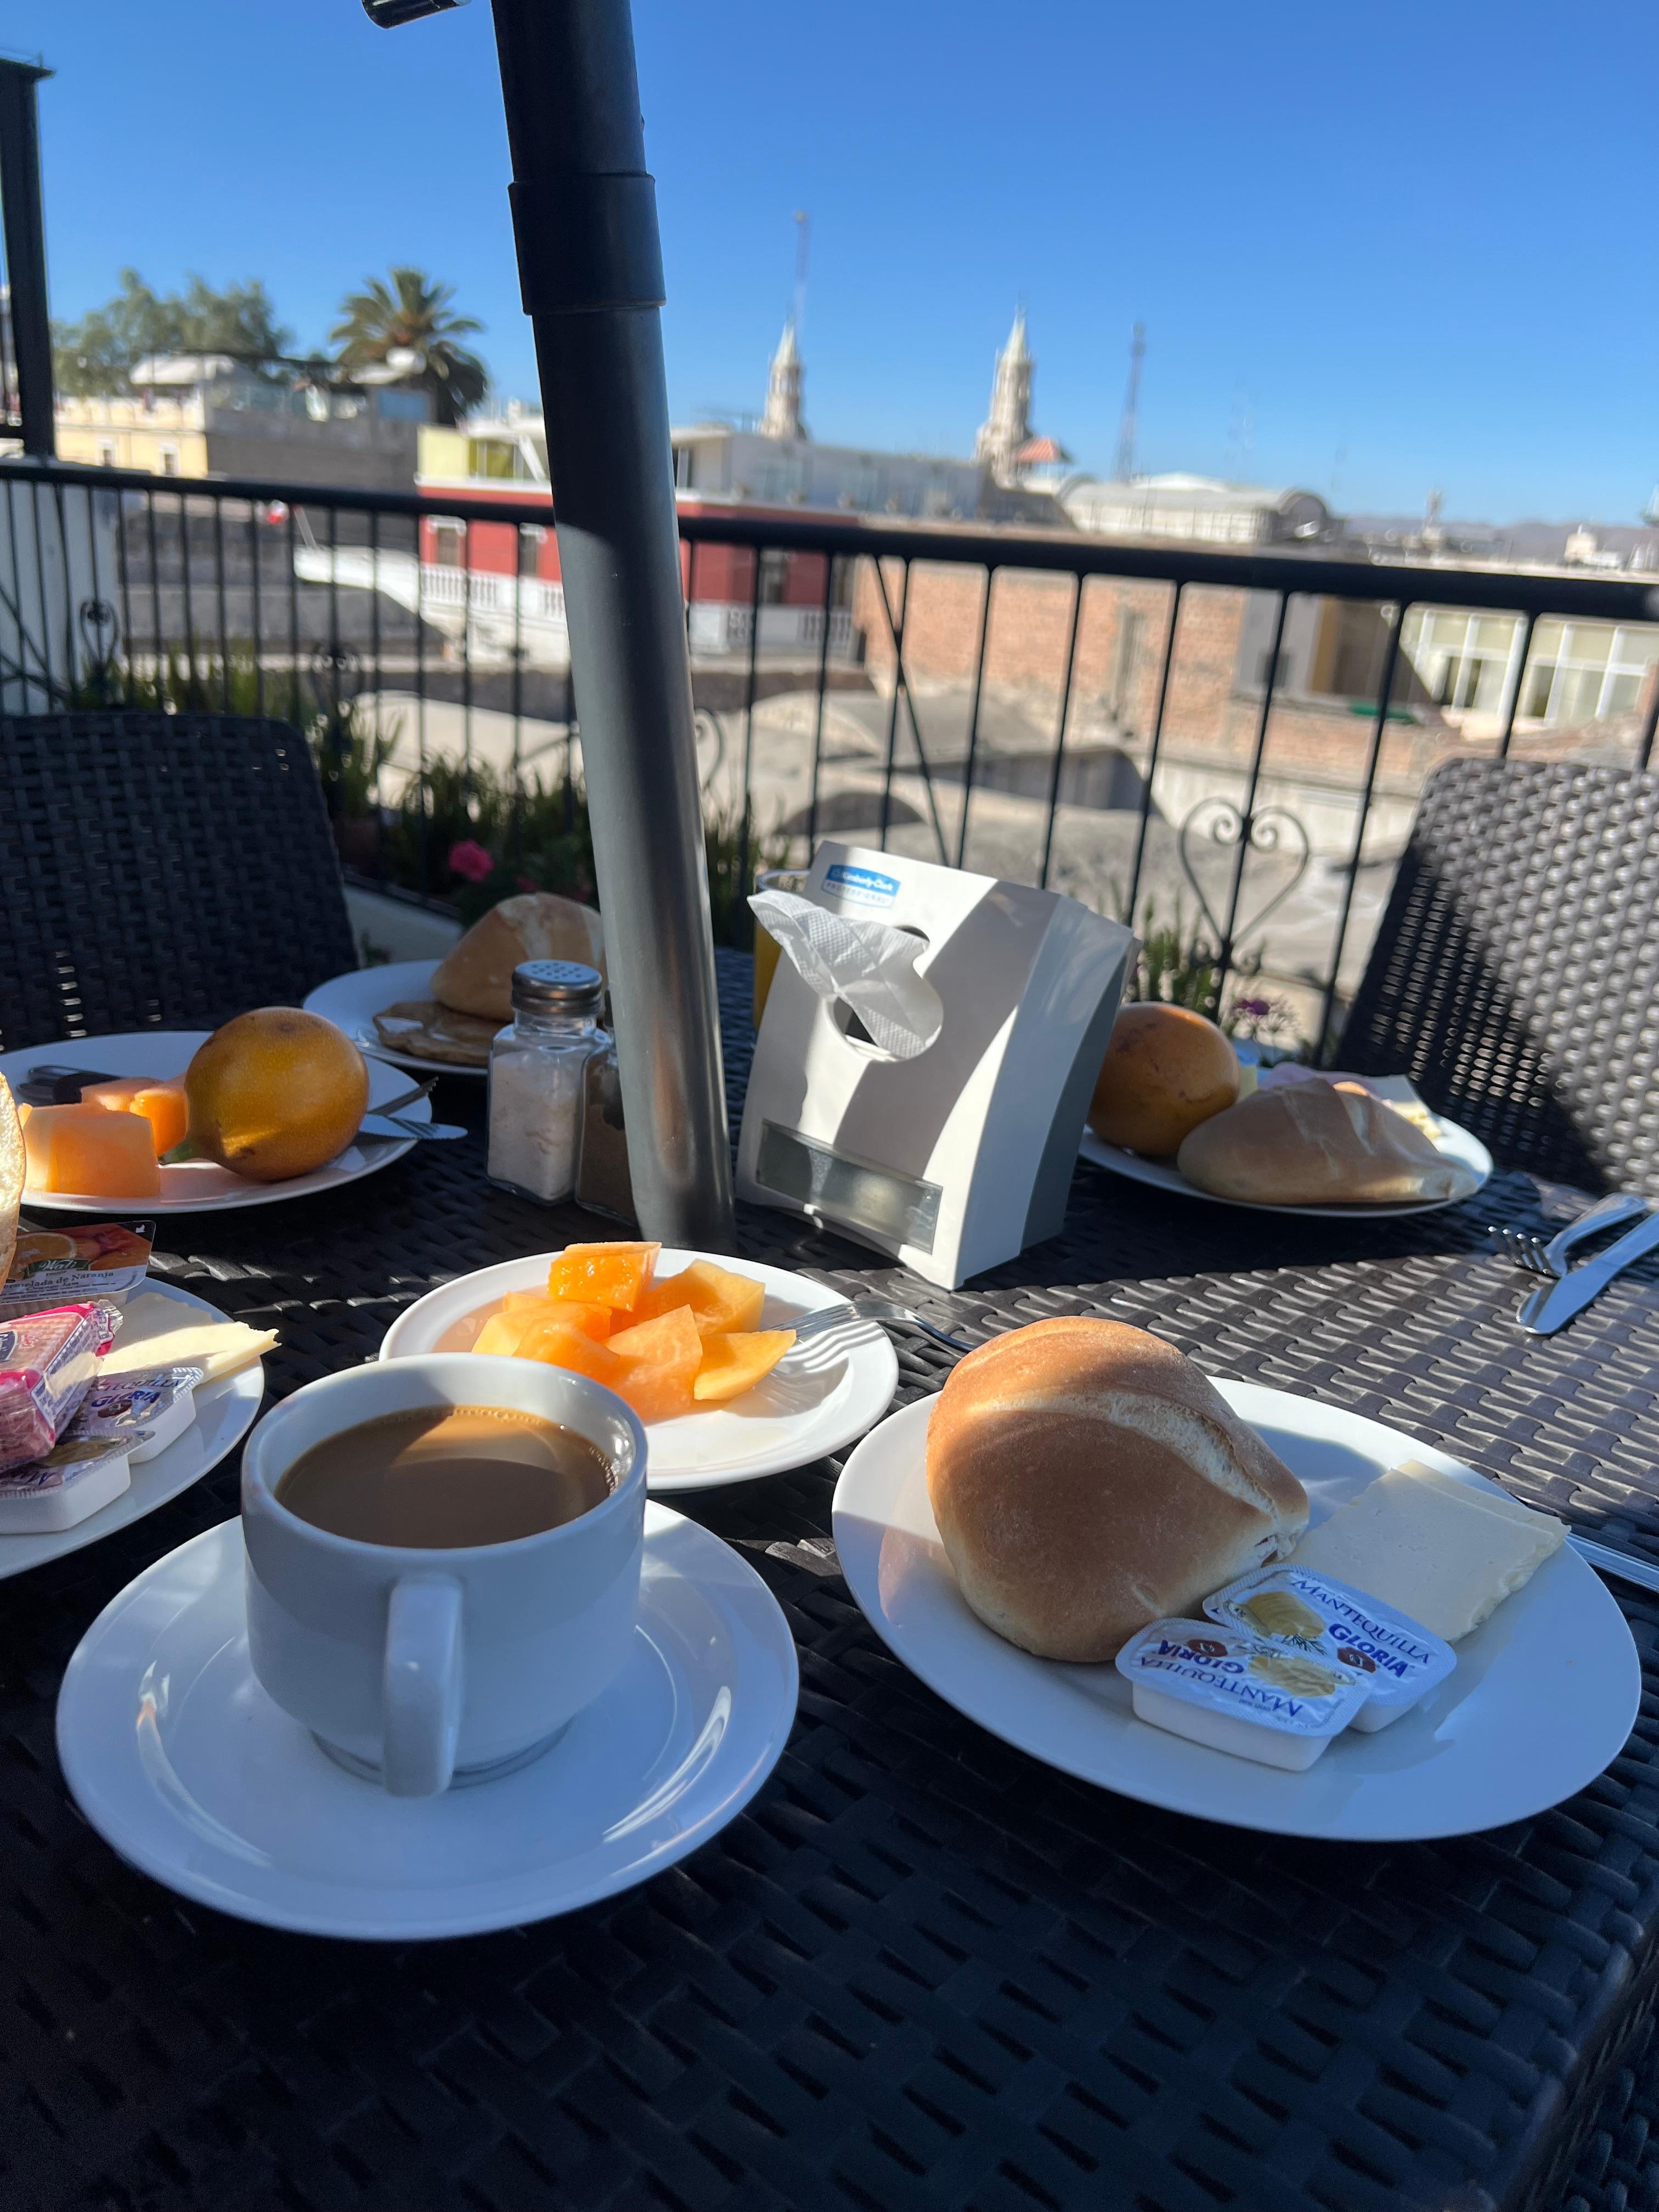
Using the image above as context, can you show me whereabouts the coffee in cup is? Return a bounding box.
[276,1407,613,1548]
[241,1355,647,1797]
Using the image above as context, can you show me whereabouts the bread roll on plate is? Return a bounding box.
[1176,1079,1477,1206]
[926,1317,1308,1661]
[432,892,606,1022]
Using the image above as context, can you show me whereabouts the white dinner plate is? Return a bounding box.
[0,1034,430,1213]
[1077,1113,1493,1219]
[832,1383,1640,1841]
[381,1247,899,1492]
[56,1507,798,1939]
[304,959,489,1077]
[1,1280,264,1579]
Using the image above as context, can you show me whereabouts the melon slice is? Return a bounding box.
[515,1316,626,1389]
[607,1305,703,1423]
[495,1292,612,1340]
[693,1329,797,1403]
[679,1259,767,1335]
[80,1076,189,1156]
[22,1103,162,1198]
[547,1241,661,1314]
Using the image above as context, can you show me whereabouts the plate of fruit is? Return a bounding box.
[380,1240,901,1491]
[1,1012,431,1214]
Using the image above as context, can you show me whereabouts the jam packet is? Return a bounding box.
[76,1365,204,1464]
[0,1301,123,1474]
[1,1223,154,1320]
[0,1430,131,1533]
[1115,1617,1377,1770]
[1204,1563,1455,1734]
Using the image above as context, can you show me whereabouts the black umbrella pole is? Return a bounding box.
[488,0,735,1250]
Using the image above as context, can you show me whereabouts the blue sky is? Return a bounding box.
[12,0,1656,521]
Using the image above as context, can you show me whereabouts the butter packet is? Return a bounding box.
[1115,1617,1376,1770]
[1,1223,154,1319]
[1204,1564,1455,1734]
[75,1365,204,1464]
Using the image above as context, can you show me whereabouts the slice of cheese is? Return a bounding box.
[98,1291,276,1385]
[1393,1457,1563,1534]
[1290,1463,1565,1641]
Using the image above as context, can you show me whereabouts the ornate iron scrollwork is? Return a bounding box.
[1177,797,1311,953]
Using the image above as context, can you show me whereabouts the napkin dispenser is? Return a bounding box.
[736,843,1135,1288]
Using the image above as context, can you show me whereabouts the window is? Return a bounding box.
[758,550,789,606]
[518,525,545,580]
[158,444,179,477]
[432,521,465,568]
[97,441,116,467]
[673,444,693,488]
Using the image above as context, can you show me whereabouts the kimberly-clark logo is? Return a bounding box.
[825,864,900,908]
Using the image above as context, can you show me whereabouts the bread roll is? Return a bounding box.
[432,893,606,1021]
[926,1317,1308,1661]
[0,1076,20,1290]
[1088,1003,1239,1156]
[1176,1079,1476,1206]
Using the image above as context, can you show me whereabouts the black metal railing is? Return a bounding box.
[4,455,1658,1056]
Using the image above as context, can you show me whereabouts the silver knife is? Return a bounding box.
[1520,1208,1659,1333]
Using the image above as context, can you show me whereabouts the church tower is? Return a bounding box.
[760,318,805,441]
[974,307,1033,483]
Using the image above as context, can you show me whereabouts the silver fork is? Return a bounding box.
[789,1297,974,1354]
[1489,1190,1649,1277]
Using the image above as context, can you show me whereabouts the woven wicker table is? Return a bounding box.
[7,952,1659,2212]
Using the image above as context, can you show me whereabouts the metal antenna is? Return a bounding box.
[1113,320,1144,483]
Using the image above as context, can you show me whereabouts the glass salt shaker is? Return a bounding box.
[487,961,603,1204]
[575,1030,637,1223]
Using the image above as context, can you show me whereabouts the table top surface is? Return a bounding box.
[7,951,1659,2212]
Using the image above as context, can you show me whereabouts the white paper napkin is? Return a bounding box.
[749,890,944,1060]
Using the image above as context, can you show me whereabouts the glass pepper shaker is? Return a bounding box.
[575,1029,637,1223]
[487,960,603,1205]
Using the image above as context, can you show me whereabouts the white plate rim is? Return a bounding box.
[379,1246,900,1492]
[1077,1113,1493,1218]
[1,1033,427,1213]
[304,959,489,1077]
[55,1505,799,1939]
[1,1279,264,1579]
[832,1383,1640,1842]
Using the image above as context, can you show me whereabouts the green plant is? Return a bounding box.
[1115,889,1304,1051]
[330,268,488,427]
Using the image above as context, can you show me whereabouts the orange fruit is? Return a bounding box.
[185,1009,369,1183]
[1087,1003,1239,1156]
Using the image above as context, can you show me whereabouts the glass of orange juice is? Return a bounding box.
[752,867,808,1029]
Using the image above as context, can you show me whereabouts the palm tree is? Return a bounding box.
[330,268,488,427]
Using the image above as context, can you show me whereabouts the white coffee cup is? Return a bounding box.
[241,1353,647,1797]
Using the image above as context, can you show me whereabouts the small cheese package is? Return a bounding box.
[1204,1563,1455,1734]
[75,1365,204,1464]
[1115,1617,1378,1770]
[0,1301,122,1474]
[0,1430,131,1533]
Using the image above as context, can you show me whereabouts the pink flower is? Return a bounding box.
[448,839,495,884]
[516,874,538,892]
[1235,996,1272,1019]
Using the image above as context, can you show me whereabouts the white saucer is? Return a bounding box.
[0,1035,430,1212]
[381,1248,899,1492]
[57,1507,798,1938]
[304,960,489,1077]
[1,1280,265,1580]
[833,1384,1640,1842]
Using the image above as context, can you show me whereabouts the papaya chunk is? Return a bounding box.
[607,1305,703,1423]
[547,1241,661,1314]
[693,1329,797,1403]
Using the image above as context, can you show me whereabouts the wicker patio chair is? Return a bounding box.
[0,710,359,1053]
[1338,755,1659,1195]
